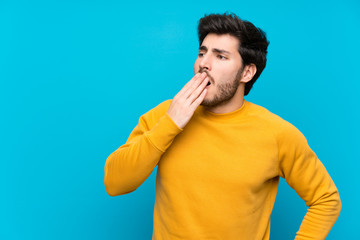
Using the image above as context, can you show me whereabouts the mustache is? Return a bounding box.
[198,69,214,83]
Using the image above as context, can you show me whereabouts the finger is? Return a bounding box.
[181,72,207,99]
[186,76,209,105]
[190,87,208,111]
[176,72,206,99]
[175,73,201,98]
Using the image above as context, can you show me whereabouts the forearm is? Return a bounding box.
[104,133,164,196]
[295,189,342,239]
[104,112,182,196]
[277,122,342,239]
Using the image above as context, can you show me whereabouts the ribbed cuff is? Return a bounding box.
[144,112,183,152]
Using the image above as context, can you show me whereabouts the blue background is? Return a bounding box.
[1,0,359,239]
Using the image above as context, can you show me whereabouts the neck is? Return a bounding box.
[204,83,245,114]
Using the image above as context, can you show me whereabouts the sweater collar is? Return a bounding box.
[198,99,249,121]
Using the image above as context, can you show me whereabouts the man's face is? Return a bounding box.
[194,33,244,107]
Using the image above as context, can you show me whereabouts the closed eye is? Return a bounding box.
[217,55,227,60]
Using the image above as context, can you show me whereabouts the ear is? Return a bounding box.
[240,64,257,83]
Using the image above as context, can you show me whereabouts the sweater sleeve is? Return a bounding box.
[104,100,183,196]
[277,123,341,240]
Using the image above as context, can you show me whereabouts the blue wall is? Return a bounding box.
[1,0,359,239]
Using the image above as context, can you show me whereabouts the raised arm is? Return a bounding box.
[104,101,182,196]
[104,72,210,196]
[277,123,341,239]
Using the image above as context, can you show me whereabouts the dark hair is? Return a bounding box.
[197,13,269,96]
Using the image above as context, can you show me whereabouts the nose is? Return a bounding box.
[199,55,211,72]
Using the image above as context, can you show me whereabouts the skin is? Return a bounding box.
[167,33,257,129]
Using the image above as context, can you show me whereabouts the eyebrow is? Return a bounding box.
[199,45,231,55]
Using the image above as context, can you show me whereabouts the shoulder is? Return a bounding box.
[245,101,288,126]
[246,100,306,141]
[139,99,173,127]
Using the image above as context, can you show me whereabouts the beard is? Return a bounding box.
[200,67,244,108]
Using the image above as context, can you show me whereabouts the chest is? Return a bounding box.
[158,118,279,191]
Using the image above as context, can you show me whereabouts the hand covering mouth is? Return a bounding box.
[199,69,213,86]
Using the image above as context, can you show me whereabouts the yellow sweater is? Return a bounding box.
[104,99,341,240]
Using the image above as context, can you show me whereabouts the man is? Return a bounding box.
[104,13,341,239]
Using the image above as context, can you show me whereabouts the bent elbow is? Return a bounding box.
[322,190,342,219]
[334,192,342,217]
[104,172,137,197]
[103,154,139,196]
[104,177,119,197]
